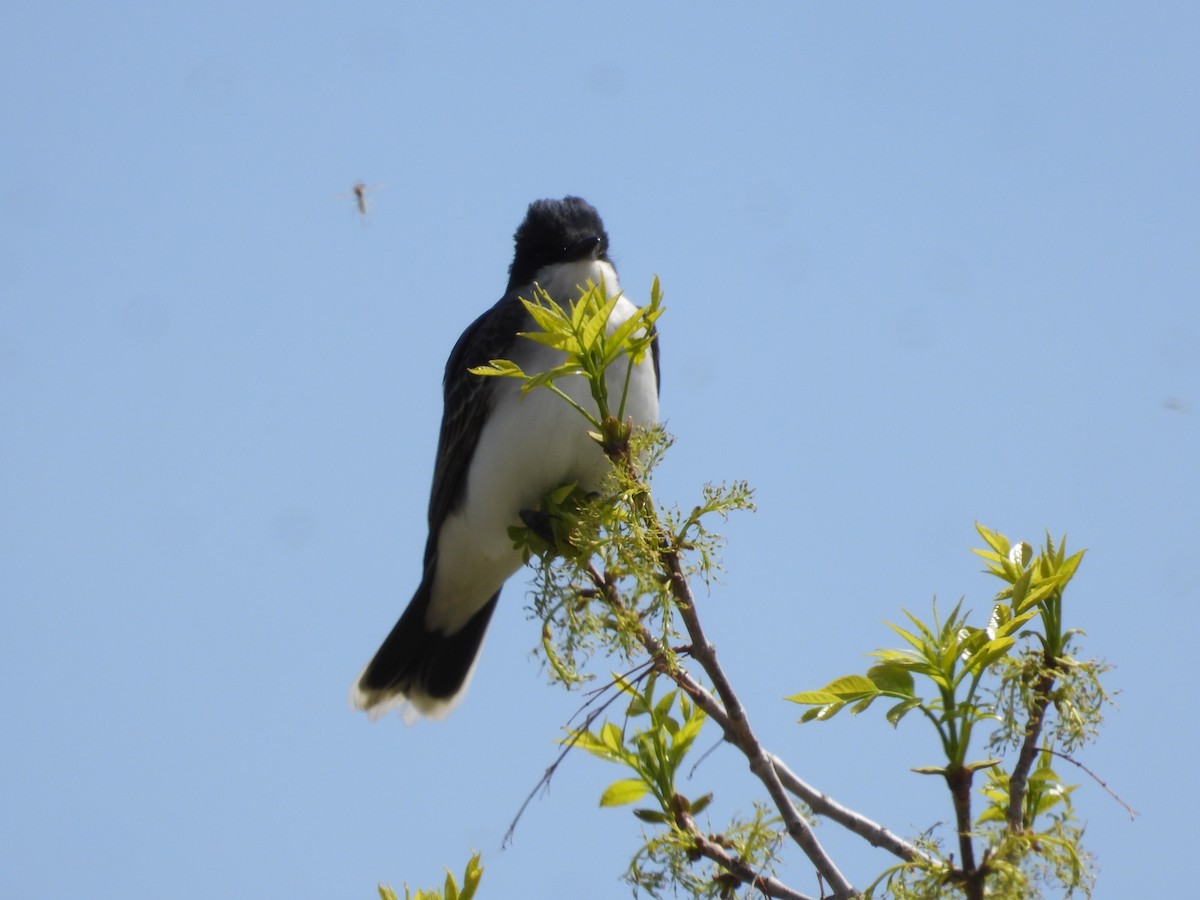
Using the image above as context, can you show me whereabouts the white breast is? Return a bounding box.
[426,260,658,632]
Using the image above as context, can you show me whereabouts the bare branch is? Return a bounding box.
[1044,747,1138,820]
[1007,666,1058,831]
[767,755,934,866]
[503,665,652,847]
[661,547,858,899]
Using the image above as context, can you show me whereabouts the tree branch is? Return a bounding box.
[766,755,934,867]
[583,427,931,896]
[945,766,983,900]
[587,545,858,899]
[1006,664,1058,831]
[663,550,858,898]
[676,804,818,900]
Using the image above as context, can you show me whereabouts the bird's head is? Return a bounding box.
[507,196,611,292]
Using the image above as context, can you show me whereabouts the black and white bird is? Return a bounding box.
[351,197,660,722]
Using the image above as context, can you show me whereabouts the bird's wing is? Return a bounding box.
[650,327,661,396]
[423,291,528,566]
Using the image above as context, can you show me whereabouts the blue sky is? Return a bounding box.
[3,3,1196,897]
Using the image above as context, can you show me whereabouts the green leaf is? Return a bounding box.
[870,648,921,665]
[468,359,526,378]
[964,758,1002,773]
[849,695,878,715]
[689,792,714,815]
[611,671,641,698]
[633,807,669,824]
[885,698,922,726]
[679,696,698,724]
[600,722,625,754]
[887,620,931,654]
[521,294,568,332]
[989,604,1038,639]
[670,712,705,762]
[1009,568,1034,611]
[1028,765,1063,785]
[977,805,1007,824]
[569,287,591,329]
[600,778,649,807]
[975,522,1010,558]
[580,292,621,351]
[1022,578,1061,611]
[911,765,948,776]
[653,689,679,722]
[1057,548,1087,585]
[802,700,848,721]
[604,304,658,367]
[786,674,879,706]
[545,481,577,506]
[523,363,585,392]
[517,329,577,352]
[457,854,482,900]
[867,663,916,697]
[968,636,1015,670]
[625,691,650,717]
[971,547,1008,567]
[564,728,612,757]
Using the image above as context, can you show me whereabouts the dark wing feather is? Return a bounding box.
[423,291,529,567]
[650,328,661,395]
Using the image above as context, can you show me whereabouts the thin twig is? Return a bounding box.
[564,658,658,732]
[503,664,653,847]
[1043,748,1138,820]
[687,736,725,780]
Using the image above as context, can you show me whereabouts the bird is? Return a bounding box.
[351,196,661,723]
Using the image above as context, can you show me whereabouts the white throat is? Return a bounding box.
[533,258,621,303]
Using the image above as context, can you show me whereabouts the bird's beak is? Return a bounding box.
[566,235,602,261]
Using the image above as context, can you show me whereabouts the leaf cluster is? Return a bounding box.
[377,853,482,900]
[975,528,1111,756]
[570,672,709,817]
[789,524,1107,898]
[470,276,663,432]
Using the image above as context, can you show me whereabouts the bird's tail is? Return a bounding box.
[351,569,500,723]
